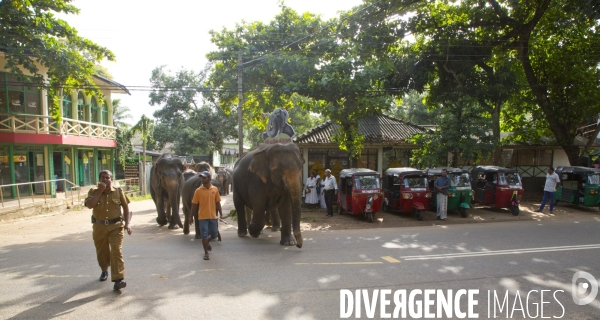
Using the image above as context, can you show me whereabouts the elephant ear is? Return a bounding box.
[248,150,269,184]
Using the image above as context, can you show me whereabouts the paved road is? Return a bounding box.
[0,199,599,319]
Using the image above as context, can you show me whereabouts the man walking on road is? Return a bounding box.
[534,167,561,213]
[435,168,451,220]
[190,171,223,260]
[321,169,338,217]
[85,170,131,290]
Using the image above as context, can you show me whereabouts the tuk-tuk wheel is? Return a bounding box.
[366,212,374,223]
[510,205,519,216]
[459,207,468,218]
[415,210,424,221]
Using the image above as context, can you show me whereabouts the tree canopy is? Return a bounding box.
[0,0,115,120]
[149,66,237,156]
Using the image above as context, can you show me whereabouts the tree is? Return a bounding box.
[363,0,600,166]
[94,64,113,79]
[112,99,132,128]
[112,99,134,166]
[207,5,396,164]
[131,115,154,195]
[410,98,495,168]
[0,0,115,120]
[149,66,237,155]
[385,90,442,125]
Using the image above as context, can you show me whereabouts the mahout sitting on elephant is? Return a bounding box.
[232,143,303,247]
[150,153,184,229]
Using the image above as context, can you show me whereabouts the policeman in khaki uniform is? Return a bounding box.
[85,170,131,290]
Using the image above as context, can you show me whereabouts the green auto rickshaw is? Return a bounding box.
[426,167,473,218]
[555,166,600,208]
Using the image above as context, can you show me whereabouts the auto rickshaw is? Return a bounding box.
[555,166,600,208]
[337,168,382,223]
[425,167,472,218]
[382,168,431,221]
[471,166,524,215]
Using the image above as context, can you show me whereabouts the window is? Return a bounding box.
[91,96,99,123]
[354,175,380,189]
[0,73,41,115]
[62,92,72,118]
[402,176,427,188]
[77,92,86,121]
[452,173,471,188]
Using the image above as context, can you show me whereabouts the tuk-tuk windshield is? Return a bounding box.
[354,175,380,189]
[402,176,428,189]
[451,173,471,189]
[588,173,600,185]
[498,172,522,187]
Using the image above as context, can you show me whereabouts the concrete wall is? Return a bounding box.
[553,148,571,167]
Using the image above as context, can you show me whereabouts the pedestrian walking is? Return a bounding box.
[85,170,131,290]
[435,169,450,220]
[321,169,338,217]
[534,167,561,213]
[190,171,223,260]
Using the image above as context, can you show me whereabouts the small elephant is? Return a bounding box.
[217,168,232,195]
[150,153,184,229]
[233,143,303,247]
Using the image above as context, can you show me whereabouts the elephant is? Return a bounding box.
[182,171,222,237]
[183,169,196,182]
[216,168,232,195]
[226,168,233,192]
[195,161,215,176]
[233,143,303,247]
[150,153,184,229]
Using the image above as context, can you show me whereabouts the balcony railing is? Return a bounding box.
[0,113,116,140]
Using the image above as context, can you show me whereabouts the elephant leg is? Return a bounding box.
[194,218,201,239]
[248,205,266,238]
[233,196,248,237]
[278,198,296,246]
[168,196,183,230]
[156,193,168,226]
[270,208,281,232]
[183,205,190,235]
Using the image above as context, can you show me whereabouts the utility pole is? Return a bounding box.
[237,51,244,157]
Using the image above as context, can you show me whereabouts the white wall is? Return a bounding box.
[553,148,571,167]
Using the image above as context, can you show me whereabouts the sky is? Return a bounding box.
[62,0,365,125]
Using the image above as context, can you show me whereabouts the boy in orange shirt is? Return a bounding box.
[190,171,223,260]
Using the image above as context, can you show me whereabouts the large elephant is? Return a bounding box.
[182,172,222,237]
[216,168,232,195]
[150,153,184,229]
[233,143,303,247]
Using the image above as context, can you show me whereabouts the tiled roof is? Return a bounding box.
[294,114,427,144]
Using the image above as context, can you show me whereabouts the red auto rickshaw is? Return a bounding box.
[337,168,382,223]
[382,168,431,221]
[471,166,524,215]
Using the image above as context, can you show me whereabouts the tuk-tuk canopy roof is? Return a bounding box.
[555,166,600,175]
[385,167,425,176]
[424,167,469,175]
[339,168,379,178]
[471,165,519,175]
